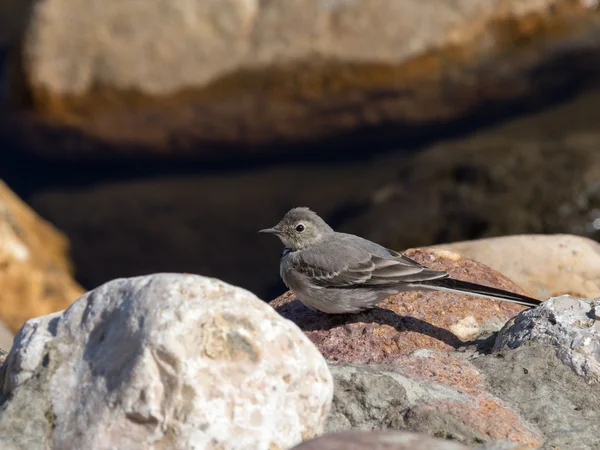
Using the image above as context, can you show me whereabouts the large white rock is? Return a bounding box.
[0,274,333,450]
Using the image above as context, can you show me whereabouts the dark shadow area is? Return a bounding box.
[468,332,500,355]
[274,300,464,350]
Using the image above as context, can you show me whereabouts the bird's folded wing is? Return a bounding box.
[294,248,448,288]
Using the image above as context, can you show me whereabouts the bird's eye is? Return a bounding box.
[295,223,305,232]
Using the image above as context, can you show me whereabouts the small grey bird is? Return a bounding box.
[260,207,541,314]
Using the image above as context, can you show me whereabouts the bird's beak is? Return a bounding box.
[259,227,282,235]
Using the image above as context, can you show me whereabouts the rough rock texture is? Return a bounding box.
[474,342,600,450]
[4,0,600,157]
[0,180,84,333]
[272,248,533,363]
[325,356,541,447]
[494,295,600,383]
[0,274,333,450]
[435,234,600,299]
[291,430,527,450]
[317,295,600,449]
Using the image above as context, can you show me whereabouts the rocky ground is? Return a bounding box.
[2,0,600,158]
[1,180,600,449]
[1,259,599,449]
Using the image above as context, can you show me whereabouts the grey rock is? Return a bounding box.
[494,296,600,383]
[474,443,530,450]
[291,430,528,450]
[321,296,600,449]
[473,343,600,450]
[326,362,465,434]
[291,430,473,450]
[326,359,541,447]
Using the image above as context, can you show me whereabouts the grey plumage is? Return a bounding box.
[260,207,542,314]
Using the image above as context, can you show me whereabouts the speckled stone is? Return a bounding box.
[326,352,542,447]
[494,295,600,383]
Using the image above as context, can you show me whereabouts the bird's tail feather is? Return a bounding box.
[415,278,542,308]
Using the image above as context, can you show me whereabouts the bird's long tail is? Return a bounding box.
[415,277,542,308]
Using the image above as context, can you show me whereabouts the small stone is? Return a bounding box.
[450,315,481,341]
[325,355,542,447]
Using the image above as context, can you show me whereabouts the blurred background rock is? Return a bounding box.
[1,0,600,316]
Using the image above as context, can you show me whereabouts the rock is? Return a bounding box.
[0,0,29,47]
[0,274,333,450]
[337,107,600,256]
[272,247,534,363]
[315,296,600,449]
[324,355,542,447]
[474,337,600,449]
[3,0,600,158]
[290,430,525,450]
[17,88,600,302]
[476,444,531,450]
[434,234,600,299]
[0,180,84,333]
[0,321,13,351]
[493,295,600,383]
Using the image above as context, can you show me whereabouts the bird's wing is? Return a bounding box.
[290,242,448,288]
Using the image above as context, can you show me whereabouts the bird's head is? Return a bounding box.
[259,207,334,250]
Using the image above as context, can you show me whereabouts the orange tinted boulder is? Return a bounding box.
[0,181,84,333]
[292,431,474,450]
